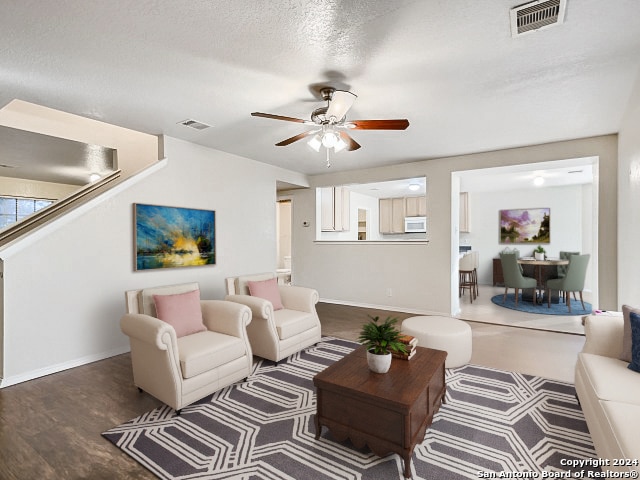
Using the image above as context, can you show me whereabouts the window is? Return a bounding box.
[0,196,54,229]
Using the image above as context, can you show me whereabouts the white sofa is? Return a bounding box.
[575,314,640,473]
[225,273,321,363]
[121,282,253,413]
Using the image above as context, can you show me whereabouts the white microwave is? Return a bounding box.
[405,216,427,233]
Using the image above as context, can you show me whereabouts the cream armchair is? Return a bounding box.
[225,273,321,363]
[121,282,252,414]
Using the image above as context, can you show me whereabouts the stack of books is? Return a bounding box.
[393,334,418,360]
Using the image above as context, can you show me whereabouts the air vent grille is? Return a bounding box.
[178,119,211,130]
[510,0,566,37]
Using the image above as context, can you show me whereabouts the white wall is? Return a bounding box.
[290,135,618,315]
[0,136,307,386]
[618,72,640,307]
[463,184,592,289]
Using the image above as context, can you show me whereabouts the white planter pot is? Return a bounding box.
[367,351,392,373]
[535,252,544,260]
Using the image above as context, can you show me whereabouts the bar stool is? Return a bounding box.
[459,253,476,303]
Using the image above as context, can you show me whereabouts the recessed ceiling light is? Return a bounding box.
[534,176,544,186]
[409,183,420,191]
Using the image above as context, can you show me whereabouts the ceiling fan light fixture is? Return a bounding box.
[534,176,545,186]
[333,137,347,153]
[321,131,339,148]
[308,134,322,152]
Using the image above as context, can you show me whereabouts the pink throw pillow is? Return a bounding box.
[153,289,206,338]
[248,278,284,310]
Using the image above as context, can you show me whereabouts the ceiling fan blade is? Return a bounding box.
[275,130,316,146]
[347,119,410,130]
[339,131,361,151]
[251,112,309,124]
[326,90,357,122]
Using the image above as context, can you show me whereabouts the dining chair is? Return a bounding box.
[558,251,580,278]
[500,252,537,307]
[546,254,590,312]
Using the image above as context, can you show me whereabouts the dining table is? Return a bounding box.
[517,257,569,304]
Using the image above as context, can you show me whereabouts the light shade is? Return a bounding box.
[333,136,347,153]
[321,131,339,148]
[308,134,322,152]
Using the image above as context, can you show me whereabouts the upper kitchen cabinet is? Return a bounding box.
[459,192,470,233]
[405,195,427,217]
[379,197,406,234]
[320,186,350,231]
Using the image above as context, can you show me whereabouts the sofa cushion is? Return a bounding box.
[176,331,246,379]
[600,400,640,465]
[273,309,317,340]
[578,353,640,405]
[248,277,284,310]
[621,305,640,362]
[629,311,640,373]
[154,289,206,338]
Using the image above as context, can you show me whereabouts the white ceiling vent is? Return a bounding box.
[510,0,566,37]
[177,119,211,130]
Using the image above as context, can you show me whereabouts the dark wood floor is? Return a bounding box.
[0,302,404,480]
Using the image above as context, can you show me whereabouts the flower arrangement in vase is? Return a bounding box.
[357,315,408,373]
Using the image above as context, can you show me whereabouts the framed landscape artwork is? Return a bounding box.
[499,208,550,244]
[135,203,215,270]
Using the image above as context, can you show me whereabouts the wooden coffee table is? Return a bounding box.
[313,345,447,478]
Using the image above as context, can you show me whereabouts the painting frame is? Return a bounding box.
[499,207,550,244]
[134,203,216,271]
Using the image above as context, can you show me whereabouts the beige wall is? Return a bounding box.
[618,72,640,306]
[0,176,78,199]
[291,135,618,314]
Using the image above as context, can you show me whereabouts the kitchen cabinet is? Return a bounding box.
[379,197,406,234]
[405,195,427,217]
[320,186,350,231]
[459,192,470,233]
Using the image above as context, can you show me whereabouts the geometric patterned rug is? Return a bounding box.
[103,337,599,479]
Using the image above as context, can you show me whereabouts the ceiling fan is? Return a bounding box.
[251,87,409,167]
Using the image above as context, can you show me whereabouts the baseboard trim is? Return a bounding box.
[0,345,131,388]
[319,298,446,317]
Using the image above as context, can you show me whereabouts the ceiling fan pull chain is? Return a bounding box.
[326,147,331,168]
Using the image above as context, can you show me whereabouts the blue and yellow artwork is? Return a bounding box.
[135,204,215,270]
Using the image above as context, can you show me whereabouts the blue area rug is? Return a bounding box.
[492,293,592,316]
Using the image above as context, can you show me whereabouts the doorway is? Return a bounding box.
[450,157,599,322]
[276,199,292,284]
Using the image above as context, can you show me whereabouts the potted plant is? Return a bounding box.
[358,315,408,373]
[534,245,546,261]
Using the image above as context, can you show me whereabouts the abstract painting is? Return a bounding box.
[135,204,215,270]
[499,208,550,244]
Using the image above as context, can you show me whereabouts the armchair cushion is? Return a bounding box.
[248,277,284,310]
[153,289,206,338]
[273,309,317,340]
[177,331,248,379]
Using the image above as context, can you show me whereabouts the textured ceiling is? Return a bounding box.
[1,0,640,178]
